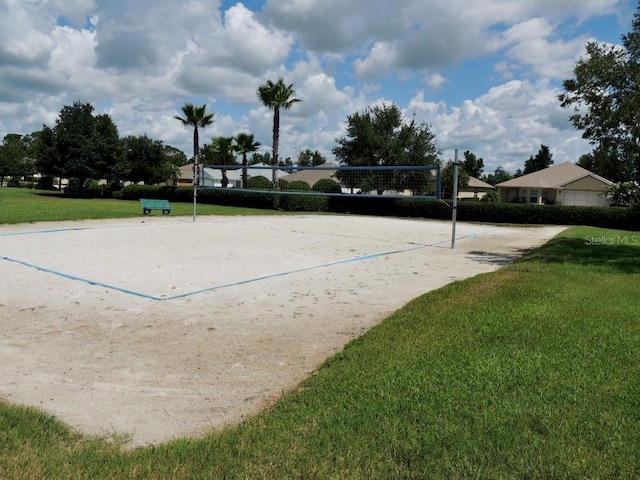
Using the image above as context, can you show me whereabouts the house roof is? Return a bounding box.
[495,162,613,189]
[281,162,340,185]
[175,163,194,180]
[467,176,495,189]
[247,162,290,179]
[202,167,244,181]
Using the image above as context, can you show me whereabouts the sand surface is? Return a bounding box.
[0,215,565,448]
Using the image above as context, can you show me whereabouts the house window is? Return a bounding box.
[541,190,548,204]
[473,189,479,199]
[529,189,538,204]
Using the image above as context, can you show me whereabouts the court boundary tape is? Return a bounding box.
[1,228,499,301]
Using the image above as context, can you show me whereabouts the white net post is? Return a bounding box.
[451,149,459,249]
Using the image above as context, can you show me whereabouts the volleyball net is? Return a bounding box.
[199,164,441,199]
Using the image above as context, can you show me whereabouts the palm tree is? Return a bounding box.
[210,136,235,188]
[174,104,215,221]
[234,133,261,188]
[257,78,301,188]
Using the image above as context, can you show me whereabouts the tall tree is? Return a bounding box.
[441,160,470,198]
[462,150,484,177]
[523,144,553,174]
[559,3,640,181]
[174,104,214,220]
[333,103,440,195]
[207,136,236,187]
[0,134,31,186]
[257,78,301,188]
[234,133,260,188]
[482,165,513,186]
[174,103,214,171]
[162,145,188,166]
[250,151,271,165]
[297,149,326,167]
[34,101,121,194]
[118,135,178,185]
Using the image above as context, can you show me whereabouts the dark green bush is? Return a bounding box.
[198,188,279,210]
[7,176,21,188]
[37,176,56,190]
[247,176,272,190]
[480,190,500,202]
[286,180,311,192]
[82,179,102,198]
[279,192,329,211]
[64,178,80,196]
[312,178,342,194]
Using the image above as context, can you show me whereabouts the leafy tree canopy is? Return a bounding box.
[297,149,326,167]
[441,160,470,198]
[482,165,514,186]
[0,133,35,185]
[35,101,121,191]
[462,150,484,177]
[523,144,553,175]
[250,152,271,165]
[118,135,179,185]
[332,103,440,194]
[559,3,640,181]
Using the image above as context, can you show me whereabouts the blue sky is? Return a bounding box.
[0,0,637,175]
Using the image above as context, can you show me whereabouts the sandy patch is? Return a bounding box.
[0,215,565,447]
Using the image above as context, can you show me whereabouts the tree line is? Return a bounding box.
[0,102,188,192]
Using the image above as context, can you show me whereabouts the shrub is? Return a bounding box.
[480,190,500,203]
[82,179,102,198]
[312,178,342,194]
[247,176,272,190]
[7,176,21,188]
[64,178,80,196]
[279,193,329,212]
[278,178,289,190]
[286,180,311,192]
[37,176,56,190]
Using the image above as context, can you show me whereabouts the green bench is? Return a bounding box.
[140,198,173,215]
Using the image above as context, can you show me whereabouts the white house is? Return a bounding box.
[496,162,613,207]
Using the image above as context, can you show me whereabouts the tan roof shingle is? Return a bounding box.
[496,162,612,189]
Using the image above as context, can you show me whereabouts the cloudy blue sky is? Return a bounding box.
[0,0,636,174]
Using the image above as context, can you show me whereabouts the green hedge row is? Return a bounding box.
[120,185,640,231]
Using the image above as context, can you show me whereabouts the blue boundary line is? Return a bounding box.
[0,256,163,301]
[0,227,92,237]
[1,226,501,301]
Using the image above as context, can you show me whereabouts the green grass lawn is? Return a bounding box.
[0,187,283,224]
[1,189,639,478]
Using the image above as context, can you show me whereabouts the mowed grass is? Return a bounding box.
[1,191,639,478]
[0,187,283,224]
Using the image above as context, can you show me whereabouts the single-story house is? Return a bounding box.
[167,163,196,187]
[459,176,495,200]
[167,162,289,188]
[202,166,244,188]
[496,162,613,207]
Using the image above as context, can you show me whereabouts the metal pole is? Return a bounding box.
[192,154,198,223]
[451,149,459,249]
